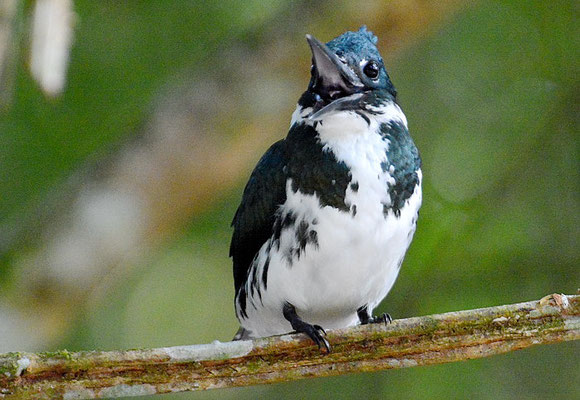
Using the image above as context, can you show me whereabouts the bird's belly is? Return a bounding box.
[253,184,421,332]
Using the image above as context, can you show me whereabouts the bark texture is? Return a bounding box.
[1,293,578,399]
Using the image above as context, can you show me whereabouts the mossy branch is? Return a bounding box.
[1,293,578,399]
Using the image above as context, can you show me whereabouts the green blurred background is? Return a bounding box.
[0,0,578,398]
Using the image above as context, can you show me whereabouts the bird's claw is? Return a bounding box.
[283,302,331,352]
[313,324,327,336]
[307,324,331,352]
[374,312,392,325]
[364,313,393,325]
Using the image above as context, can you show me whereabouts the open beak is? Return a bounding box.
[306,34,364,119]
[306,34,363,100]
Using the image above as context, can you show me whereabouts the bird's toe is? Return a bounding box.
[306,324,331,353]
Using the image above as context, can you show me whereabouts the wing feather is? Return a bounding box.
[230,140,288,293]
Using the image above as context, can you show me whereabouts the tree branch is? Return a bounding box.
[1,293,578,399]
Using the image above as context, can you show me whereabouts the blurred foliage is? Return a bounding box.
[1,0,579,399]
[0,0,286,243]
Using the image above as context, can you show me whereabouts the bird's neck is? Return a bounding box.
[289,99,408,145]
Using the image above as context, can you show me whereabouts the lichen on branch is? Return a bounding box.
[0,293,578,400]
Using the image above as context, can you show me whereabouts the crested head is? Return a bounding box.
[325,26,395,95]
[298,27,397,121]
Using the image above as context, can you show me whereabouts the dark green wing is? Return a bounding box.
[230,140,288,294]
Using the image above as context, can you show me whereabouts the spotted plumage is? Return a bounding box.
[230,27,422,351]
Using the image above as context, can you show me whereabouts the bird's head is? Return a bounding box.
[301,26,396,120]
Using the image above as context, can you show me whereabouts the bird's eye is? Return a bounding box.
[363,61,380,79]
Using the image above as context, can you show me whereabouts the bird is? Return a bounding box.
[230,26,421,352]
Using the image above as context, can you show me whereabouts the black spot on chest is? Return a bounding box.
[271,212,320,267]
[291,220,319,262]
[285,124,351,212]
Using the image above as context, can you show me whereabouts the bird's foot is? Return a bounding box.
[357,305,392,325]
[283,302,331,352]
[366,312,393,325]
[297,323,330,352]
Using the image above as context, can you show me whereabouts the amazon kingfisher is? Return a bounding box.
[230,26,422,351]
